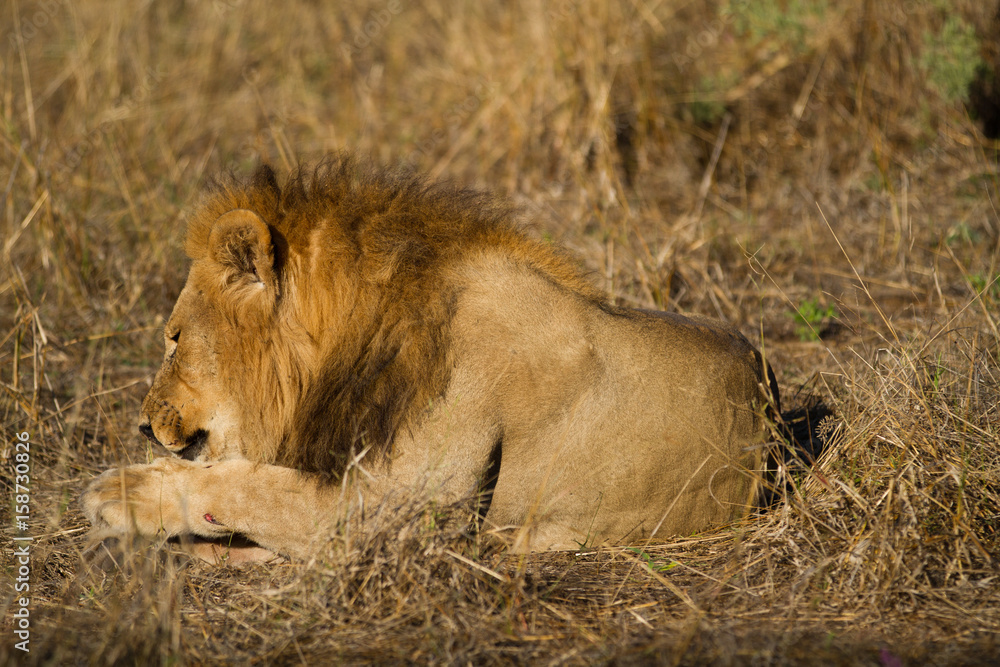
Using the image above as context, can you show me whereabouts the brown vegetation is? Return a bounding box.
[2,0,999,663]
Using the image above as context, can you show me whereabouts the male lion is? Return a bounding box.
[83,156,779,559]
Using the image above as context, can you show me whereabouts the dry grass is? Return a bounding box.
[2,0,1000,663]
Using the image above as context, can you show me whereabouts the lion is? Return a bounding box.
[83,155,779,560]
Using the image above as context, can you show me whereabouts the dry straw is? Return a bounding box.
[3,0,999,662]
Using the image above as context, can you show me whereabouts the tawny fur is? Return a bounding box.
[83,155,779,559]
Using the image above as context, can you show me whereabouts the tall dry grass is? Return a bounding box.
[2,0,999,663]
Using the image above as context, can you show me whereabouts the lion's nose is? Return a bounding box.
[139,422,160,446]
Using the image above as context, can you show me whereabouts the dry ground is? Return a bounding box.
[2,0,999,664]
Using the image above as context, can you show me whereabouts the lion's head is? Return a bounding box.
[139,205,289,461]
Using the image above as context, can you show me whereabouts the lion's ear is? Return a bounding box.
[209,209,279,292]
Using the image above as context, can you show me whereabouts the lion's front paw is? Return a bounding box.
[82,457,219,538]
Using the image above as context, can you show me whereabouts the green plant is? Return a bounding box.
[727,0,828,52]
[788,298,837,341]
[968,273,1000,304]
[627,547,679,573]
[688,75,731,126]
[687,73,740,126]
[920,15,983,104]
[946,221,980,246]
[689,97,727,126]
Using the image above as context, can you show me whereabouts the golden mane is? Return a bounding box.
[183,155,606,476]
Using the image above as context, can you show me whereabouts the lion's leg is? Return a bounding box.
[83,382,503,560]
[82,457,346,558]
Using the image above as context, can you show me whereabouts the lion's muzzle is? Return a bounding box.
[139,419,209,460]
[139,421,160,446]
